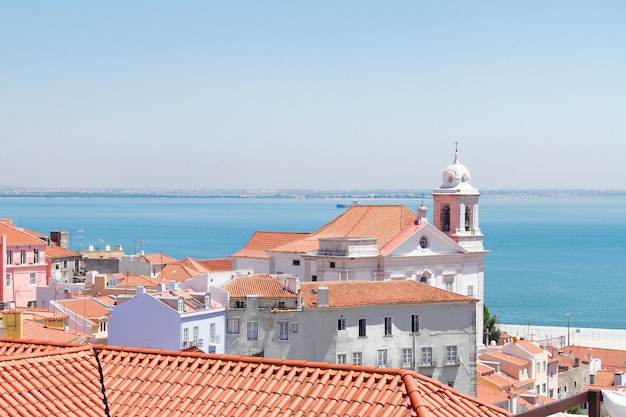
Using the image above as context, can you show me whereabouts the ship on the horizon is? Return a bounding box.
[336,200,361,208]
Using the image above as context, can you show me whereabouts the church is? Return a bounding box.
[230,149,488,345]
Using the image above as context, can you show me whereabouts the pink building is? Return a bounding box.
[0,219,48,307]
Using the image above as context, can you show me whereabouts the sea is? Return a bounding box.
[1,194,625,331]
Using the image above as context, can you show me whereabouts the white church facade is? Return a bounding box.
[231,149,488,345]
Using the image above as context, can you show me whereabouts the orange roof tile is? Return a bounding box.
[477,384,510,406]
[514,339,545,355]
[563,346,626,371]
[46,242,80,258]
[195,258,233,270]
[0,221,44,245]
[157,257,213,281]
[591,370,616,387]
[300,280,476,308]
[231,231,310,259]
[223,274,298,298]
[0,339,512,417]
[480,350,530,367]
[272,205,417,254]
[54,297,109,322]
[141,253,178,264]
[110,273,169,288]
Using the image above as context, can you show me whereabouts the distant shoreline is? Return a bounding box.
[498,324,626,350]
[2,188,626,199]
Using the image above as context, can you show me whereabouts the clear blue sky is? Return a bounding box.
[1,1,624,190]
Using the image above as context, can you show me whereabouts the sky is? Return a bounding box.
[1,1,624,191]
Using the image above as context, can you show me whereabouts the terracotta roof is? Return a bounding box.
[151,288,220,312]
[477,383,511,406]
[54,297,110,322]
[271,205,417,254]
[141,253,178,264]
[513,339,545,355]
[0,339,512,417]
[0,221,44,245]
[300,280,476,308]
[46,242,80,258]
[222,274,298,298]
[110,273,169,288]
[591,370,616,387]
[563,345,626,371]
[231,231,310,259]
[157,257,212,281]
[480,351,530,367]
[195,258,232,271]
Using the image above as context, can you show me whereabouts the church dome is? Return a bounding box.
[440,149,472,189]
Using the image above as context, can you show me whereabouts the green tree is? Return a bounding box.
[484,305,501,345]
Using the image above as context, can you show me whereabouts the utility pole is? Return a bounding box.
[566,313,572,346]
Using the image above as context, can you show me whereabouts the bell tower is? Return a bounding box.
[432,145,483,251]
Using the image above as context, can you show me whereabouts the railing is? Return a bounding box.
[514,390,602,417]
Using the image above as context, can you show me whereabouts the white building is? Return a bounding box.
[231,149,488,346]
[108,281,226,353]
[223,274,478,395]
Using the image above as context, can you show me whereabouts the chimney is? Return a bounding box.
[157,283,166,292]
[317,286,329,307]
[615,372,626,386]
[136,286,146,295]
[168,280,179,291]
[417,206,429,225]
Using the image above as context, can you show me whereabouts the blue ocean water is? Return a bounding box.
[1,195,624,330]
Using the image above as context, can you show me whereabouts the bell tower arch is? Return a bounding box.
[432,145,483,251]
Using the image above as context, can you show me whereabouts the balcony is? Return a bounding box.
[514,390,603,417]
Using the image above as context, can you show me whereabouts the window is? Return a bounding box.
[536,362,540,374]
[227,318,240,334]
[419,236,428,249]
[210,323,216,344]
[291,322,298,333]
[63,260,68,268]
[33,248,39,264]
[445,345,458,366]
[377,349,388,367]
[5,273,10,287]
[402,348,413,368]
[20,249,26,264]
[543,361,546,372]
[337,318,346,331]
[235,301,246,309]
[411,314,420,333]
[177,298,184,312]
[193,326,199,346]
[421,347,433,366]
[6,250,12,265]
[277,301,285,308]
[358,318,366,337]
[467,285,474,297]
[384,316,392,336]
[445,280,453,292]
[29,272,36,286]
[337,354,347,364]
[279,322,289,341]
[183,328,189,347]
[441,206,450,231]
[542,383,546,393]
[55,262,60,270]
[464,206,471,231]
[292,259,300,266]
[330,262,336,268]
[311,275,317,281]
[247,321,259,340]
[99,320,107,333]
[352,352,362,366]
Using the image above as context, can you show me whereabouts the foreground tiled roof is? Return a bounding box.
[271,205,417,254]
[300,280,476,307]
[230,231,310,259]
[0,339,511,417]
[223,274,298,299]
